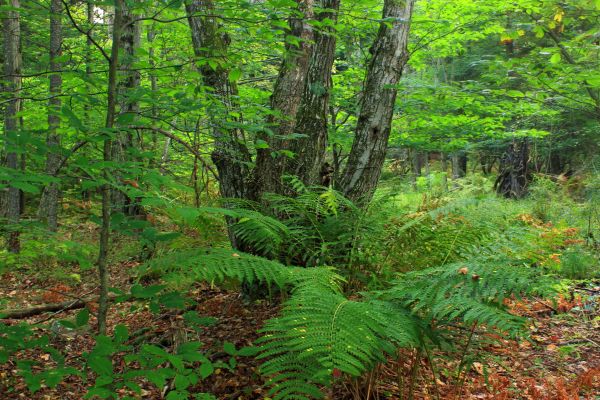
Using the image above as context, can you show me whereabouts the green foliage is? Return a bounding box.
[257,289,420,399]
[142,247,343,293]
[557,245,599,280]
[0,323,75,394]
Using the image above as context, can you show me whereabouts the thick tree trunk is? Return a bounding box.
[253,0,314,195]
[112,3,142,216]
[186,0,251,204]
[494,139,529,199]
[339,0,415,203]
[38,0,63,231]
[3,0,22,253]
[289,0,340,187]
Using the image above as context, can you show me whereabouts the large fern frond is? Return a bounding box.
[142,248,343,293]
[257,289,421,399]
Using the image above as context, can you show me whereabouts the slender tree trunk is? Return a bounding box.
[97,0,123,335]
[3,0,22,253]
[340,0,415,203]
[451,152,466,179]
[423,152,430,188]
[253,0,314,195]
[290,0,340,186]
[38,0,63,231]
[440,152,448,191]
[147,23,159,166]
[410,149,421,189]
[159,137,171,175]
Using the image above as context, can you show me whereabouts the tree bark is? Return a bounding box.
[339,0,415,203]
[112,3,142,216]
[185,0,251,203]
[38,0,63,232]
[451,152,466,179]
[440,152,448,191]
[3,0,22,253]
[289,0,340,187]
[253,0,315,195]
[96,0,123,335]
[410,149,421,189]
[494,139,529,199]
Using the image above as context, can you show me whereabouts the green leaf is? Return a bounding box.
[223,342,236,356]
[229,68,242,82]
[550,53,561,64]
[76,309,90,327]
[114,324,129,343]
[199,362,214,379]
[88,356,113,376]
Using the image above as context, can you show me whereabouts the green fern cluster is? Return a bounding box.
[216,183,379,269]
[144,244,553,399]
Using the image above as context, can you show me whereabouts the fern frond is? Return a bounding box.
[142,248,343,293]
[257,289,421,399]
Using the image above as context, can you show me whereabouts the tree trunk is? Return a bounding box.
[440,152,448,191]
[451,152,466,179]
[3,0,22,253]
[410,149,421,189]
[339,0,415,203]
[38,0,62,232]
[185,0,251,205]
[253,0,314,195]
[97,0,123,335]
[289,0,340,187]
[494,139,529,199]
[112,3,142,216]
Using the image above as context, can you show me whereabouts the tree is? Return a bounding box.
[339,0,416,203]
[2,0,22,252]
[185,0,416,211]
[38,0,63,231]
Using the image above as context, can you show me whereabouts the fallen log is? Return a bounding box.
[0,294,118,319]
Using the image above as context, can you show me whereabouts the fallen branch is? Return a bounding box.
[0,293,118,320]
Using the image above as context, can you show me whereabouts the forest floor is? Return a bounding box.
[0,258,599,400]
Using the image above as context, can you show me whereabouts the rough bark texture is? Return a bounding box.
[3,0,22,252]
[112,3,142,216]
[339,0,415,203]
[38,0,63,231]
[289,0,339,186]
[186,0,251,202]
[494,139,529,199]
[253,0,315,195]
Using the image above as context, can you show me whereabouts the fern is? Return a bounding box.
[257,289,421,399]
[381,254,554,338]
[142,248,343,293]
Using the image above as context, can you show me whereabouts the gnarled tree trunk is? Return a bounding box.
[494,139,529,199]
[339,0,415,203]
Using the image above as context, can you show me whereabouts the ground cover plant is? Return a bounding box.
[1,0,599,398]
